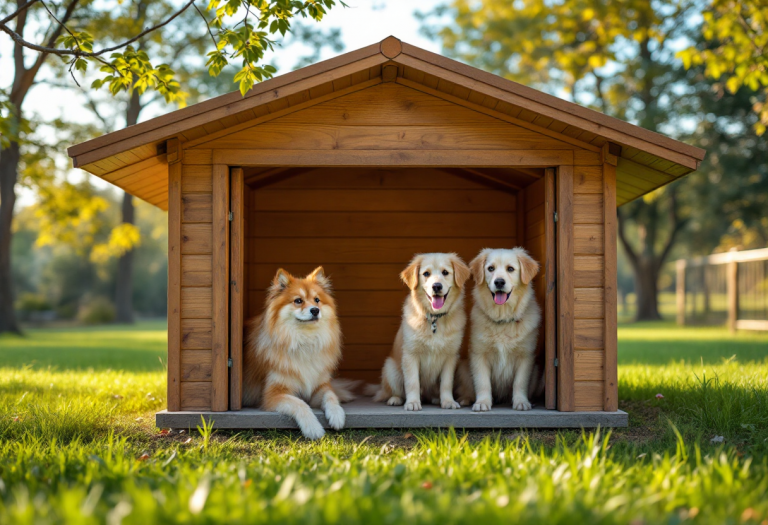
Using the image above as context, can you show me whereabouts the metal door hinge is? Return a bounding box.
[554,358,559,367]
[554,212,558,223]
[228,358,233,368]
[228,212,233,221]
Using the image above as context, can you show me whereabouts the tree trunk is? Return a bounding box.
[634,258,661,321]
[0,141,22,334]
[114,89,142,323]
[114,192,135,323]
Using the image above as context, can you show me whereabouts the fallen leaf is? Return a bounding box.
[159,429,171,436]
[12,416,19,422]
[179,429,186,434]
[137,453,150,461]
[404,433,414,439]
[421,481,433,489]
[242,479,252,488]
[183,437,193,444]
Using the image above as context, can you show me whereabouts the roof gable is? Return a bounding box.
[67,36,705,209]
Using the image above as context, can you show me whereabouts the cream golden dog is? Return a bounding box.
[371,253,470,411]
[242,267,352,439]
[461,248,542,412]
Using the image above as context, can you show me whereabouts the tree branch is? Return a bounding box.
[0,0,39,25]
[0,0,197,59]
[656,187,687,272]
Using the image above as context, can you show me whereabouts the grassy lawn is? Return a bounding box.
[1,321,767,523]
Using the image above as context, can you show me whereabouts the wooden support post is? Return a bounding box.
[544,168,557,410]
[603,162,618,412]
[211,164,230,411]
[166,146,182,412]
[556,165,574,412]
[676,259,686,326]
[516,191,525,247]
[727,260,738,333]
[229,168,244,411]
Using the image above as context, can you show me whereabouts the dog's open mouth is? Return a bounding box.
[427,292,448,310]
[492,291,511,305]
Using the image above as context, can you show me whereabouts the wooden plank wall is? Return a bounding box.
[523,177,547,399]
[178,152,214,410]
[573,160,607,411]
[245,168,519,384]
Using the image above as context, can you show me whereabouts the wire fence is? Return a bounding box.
[676,247,768,331]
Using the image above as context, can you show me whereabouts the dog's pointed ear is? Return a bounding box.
[517,250,540,285]
[307,266,332,292]
[451,254,471,289]
[469,249,490,285]
[272,268,292,290]
[400,255,422,290]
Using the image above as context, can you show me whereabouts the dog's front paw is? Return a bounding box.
[472,400,492,412]
[325,404,345,430]
[441,398,461,410]
[404,399,422,411]
[386,396,403,406]
[512,396,532,411]
[300,418,326,440]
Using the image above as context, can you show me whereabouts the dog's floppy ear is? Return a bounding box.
[400,255,422,290]
[451,254,471,289]
[469,249,490,285]
[517,250,540,285]
[307,266,332,292]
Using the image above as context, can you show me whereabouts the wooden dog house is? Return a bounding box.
[68,37,704,429]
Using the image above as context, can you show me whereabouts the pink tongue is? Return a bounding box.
[494,292,508,305]
[431,295,445,310]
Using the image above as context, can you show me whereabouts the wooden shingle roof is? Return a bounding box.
[68,36,705,209]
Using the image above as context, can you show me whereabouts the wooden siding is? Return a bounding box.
[246,168,518,383]
[179,159,213,411]
[573,163,607,411]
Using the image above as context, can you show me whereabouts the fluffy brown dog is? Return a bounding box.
[460,248,543,412]
[371,253,470,411]
[242,267,351,439]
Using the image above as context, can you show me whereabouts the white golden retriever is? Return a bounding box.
[462,247,542,412]
[371,253,470,411]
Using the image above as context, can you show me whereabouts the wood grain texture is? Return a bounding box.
[182,165,213,192]
[181,255,212,287]
[181,287,212,319]
[556,165,575,412]
[574,288,605,319]
[575,350,604,381]
[181,350,212,381]
[251,212,517,237]
[181,224,212,254]
[574,381,604,411]
[181,318,212,350]
[574,256,605,287]
[261,167,489,190]
[180,382,212,411]
[603,162,619,412]
[181,194,213,222]
[573,194,604,224]
[250,263,409,291]
[167,161,182,412]
[575,319,604,349]
[230,167,245,411]
[574,225,604,255]
[211,165,230,412]
[573,166,603,193]
[544,168,557,410]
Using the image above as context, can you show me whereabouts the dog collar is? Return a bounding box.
[426,312,447,334]
[482,309,520,325]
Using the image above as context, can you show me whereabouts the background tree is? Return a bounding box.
[419,0,701,320]
[0,0,342,334]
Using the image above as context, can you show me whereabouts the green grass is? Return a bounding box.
[1,321,767,523]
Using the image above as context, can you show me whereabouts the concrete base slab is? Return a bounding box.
[157,399,627,429]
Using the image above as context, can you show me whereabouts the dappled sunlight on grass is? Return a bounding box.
[1,321,767,522]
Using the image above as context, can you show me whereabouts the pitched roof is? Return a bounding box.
[68,36,705,209]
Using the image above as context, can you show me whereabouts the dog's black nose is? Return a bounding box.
[310,307,320,317]
[494,278,506,289]
[432,282,443,293]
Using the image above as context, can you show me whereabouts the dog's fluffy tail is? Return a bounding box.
[331,378,361,403]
